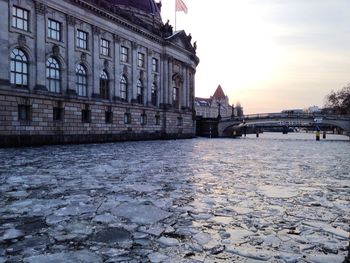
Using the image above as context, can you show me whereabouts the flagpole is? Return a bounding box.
[175,0,177,31]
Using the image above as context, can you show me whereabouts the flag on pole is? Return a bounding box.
[176,0,188,13]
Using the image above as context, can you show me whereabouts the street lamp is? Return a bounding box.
[231,104,235,118]
[217,102,221,120]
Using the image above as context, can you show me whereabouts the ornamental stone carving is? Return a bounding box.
[66,15,76,26]
[104,59,109,68]
[123,65,128,75]
[34,1,47,15]
[113,34,120,43]
[92,25,100,35]
[81,53,87,62]
[18,34,26,48]
[132,42,138,50]
[52,45,60,56]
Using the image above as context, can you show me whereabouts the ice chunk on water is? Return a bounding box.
[112,203,171,224]
[93,214,116,224]
[259,185,299,198]
[226,228,255,245]
[65,222,93,236]
[230,206,253,215]
[127,184,162,193]
[91,227,131,244]
[210,216,232,225]
[158,236,179,247]
[303,221,349,239]
[24,250,102,263]
[307,254,345,263]
[148,252,168,263]
[263,235,281,248]
[276,253,303,263]
[139,225,165,237]
[226,246,273,261]
[1,228,24,241]
[193,232,212,245]
[55,203,95,217]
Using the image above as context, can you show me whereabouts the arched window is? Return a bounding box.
[10,48,28,87]
[46,57,61,93]
[120,75,127,101]
[76,64,87,96]
[151,82,157,106]
[100,70,109,99]
[137,79,143,104]
[172,79,179,108]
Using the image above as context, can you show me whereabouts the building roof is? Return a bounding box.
[194,97,211,107]
[112,0,161,16]
[77,0,163,33]
[212,85,226,99]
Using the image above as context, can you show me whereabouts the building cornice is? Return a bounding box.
[68,0,164,44]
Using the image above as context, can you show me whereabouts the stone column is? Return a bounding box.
[182,65,188,108]
[147,50,153,105]
[34,2,47,91]
[113,34,120,98]
[92,26,100,96]
[161,54,168,106]
[131,42,138,103]
[66,15,76,95]
[0,0,9,86]
[191,69,196,110]
[168,57,173,106]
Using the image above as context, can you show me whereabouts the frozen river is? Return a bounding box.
[0,133,349,262]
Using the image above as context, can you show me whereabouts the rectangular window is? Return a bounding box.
[53,107,64,121]
[155,115,160,125]
[141,114,147,125]
[18,105,31,121]
[124,113,131,124]
[121,46,129,63]
[173,87,179,108]
[177,117,183,126]
[137,52,145,68]
[152,58,158,72]
[81,104,91,123]
[105,107,113,123]
[48,19,61,41]
[77,30,88,49]
[12,6,29,31]
[100,38,110,56]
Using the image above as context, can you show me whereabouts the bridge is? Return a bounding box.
[216,113,350,137]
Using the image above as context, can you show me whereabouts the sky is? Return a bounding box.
[159,0,350,114]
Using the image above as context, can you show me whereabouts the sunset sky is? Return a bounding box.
[160,0,350,114]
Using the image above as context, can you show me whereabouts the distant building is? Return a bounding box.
[195,85,233,118]
[307,106,321,114]
[0,0,199,147]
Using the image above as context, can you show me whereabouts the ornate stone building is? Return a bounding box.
[195,85,233,118]
[0,0,199,146]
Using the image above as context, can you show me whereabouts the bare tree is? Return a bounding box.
[324,84,350,115]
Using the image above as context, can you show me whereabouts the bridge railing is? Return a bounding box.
[221,113,350,122]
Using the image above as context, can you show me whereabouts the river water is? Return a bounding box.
[0,133,349,262]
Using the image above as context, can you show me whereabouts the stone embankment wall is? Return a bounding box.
[0,92,194,147]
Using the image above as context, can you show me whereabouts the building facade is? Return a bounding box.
[195,85,233,118]
[0,0,199,147]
